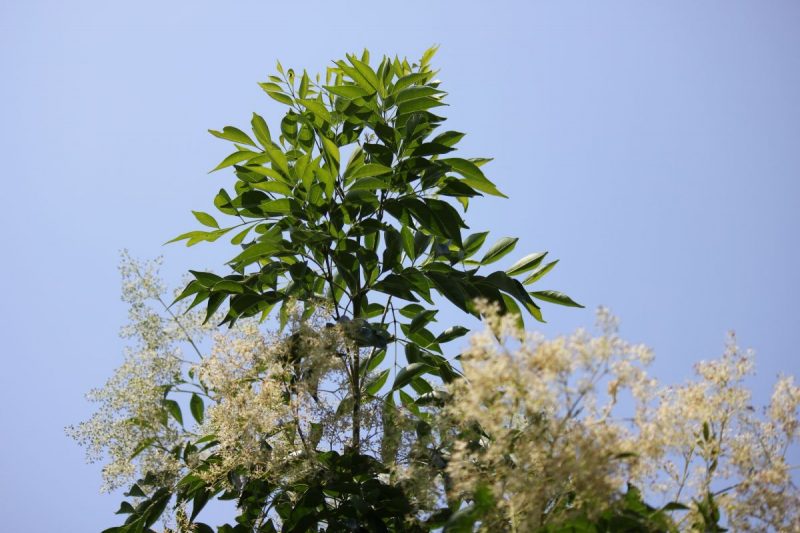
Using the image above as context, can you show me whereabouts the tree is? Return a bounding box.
[81,47,580,532]
[70,47,799,532]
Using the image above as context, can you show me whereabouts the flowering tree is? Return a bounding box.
[70,48,799,532]
[72,48,580,531]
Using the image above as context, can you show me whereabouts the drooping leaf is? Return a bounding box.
[530,290,584,308]
[190,394,204,424]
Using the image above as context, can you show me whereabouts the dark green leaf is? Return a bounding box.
[522,259,559,284]
[442,157,505,198]
[366,369,390,396]
[190,394,204,424]
[481,237,518,265]
[393,363,432,391]
[436,326,470,344]
[530,290,584,308]
[506,252,547,276]
[164,399,183,426]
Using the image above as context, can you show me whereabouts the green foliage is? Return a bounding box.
[106,47,583,532]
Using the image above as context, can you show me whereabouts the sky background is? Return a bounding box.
[1,1,798,530]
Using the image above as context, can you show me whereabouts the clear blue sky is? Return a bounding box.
[1,1,798,530]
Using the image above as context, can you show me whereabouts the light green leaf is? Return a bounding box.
[259,83,293,105]
[209,126,257,147]
[211,150,258,172]
[265,147,289,177]
[350,57,381,94]
[260,198,292,214]
[230,225,253,245]
[252,180,293,196]
[192,211,219,229]
[251,113,271,148]
[299,98,332,123]
[321,136,340,172]
[324,84,370,99]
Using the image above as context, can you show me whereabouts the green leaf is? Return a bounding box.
[408,309,437,334]
[251,113,271,148]
[190,394,204,424]
[211,150,258,172]
[393,362,432,391]
[324,84,370,99]
[212,280,244,294]
[401,226,416,261]
[366,369,390,396]
[165,230,210,246]
[130,438,155,459]
[299,98,332,123]
[260,198,292,214]
[530,290,583,308]
[397,95,446,116]
[481,237,518,265]
[209,126,257,147]
[394,86,444,104]
[164,399,183,426]
[349,163,392,180]
[506,252,547,276]
[321,136,340,173]
[426,271,469,313]
[442,158,506,198]
[230,225,253,245]
[265,147,289,177]
[192,211,219,229]
[436,326,470,344]
[350,176,388,191]
[373,274,418,302]
[462,231,489,259]
[522,259,559,284]
[259,83,293,105]
[229,240,281,268]
[350,57,382,94]
[501,293,525,332]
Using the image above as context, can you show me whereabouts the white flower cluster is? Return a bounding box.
[69,255,386,497]
[442,304,799,531]
[67,253,210,492]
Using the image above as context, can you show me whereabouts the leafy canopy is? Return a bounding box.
[171,46,579,391]
[106,47,583,532]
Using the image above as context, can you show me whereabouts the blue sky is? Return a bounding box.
[1,1,798,530]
